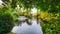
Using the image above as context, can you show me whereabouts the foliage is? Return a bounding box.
[17,0,60,13]
[40,11,60,34]
[0,7,15,34]
[2,0,60,13]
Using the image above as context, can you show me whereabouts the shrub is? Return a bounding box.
[0,7,15,34]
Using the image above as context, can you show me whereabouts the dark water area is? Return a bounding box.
[11,16,43,34]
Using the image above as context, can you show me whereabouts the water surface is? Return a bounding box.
[12,16,43,34]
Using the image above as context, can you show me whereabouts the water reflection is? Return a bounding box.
[11,16,43,34]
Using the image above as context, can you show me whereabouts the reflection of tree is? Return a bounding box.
[25,19,32,25]
[15,16,32,26]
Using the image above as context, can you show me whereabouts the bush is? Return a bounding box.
[40,12,60,34]
[0,7,15,34]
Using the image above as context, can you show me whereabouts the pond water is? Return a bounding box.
[11,16,43,34]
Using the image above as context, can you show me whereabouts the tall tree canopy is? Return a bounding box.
[18,0,60,13]
[2,0,60,13]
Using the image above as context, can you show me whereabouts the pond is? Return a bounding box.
[11,16,43,34]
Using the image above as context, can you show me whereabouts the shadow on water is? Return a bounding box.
[11,16,43,34]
